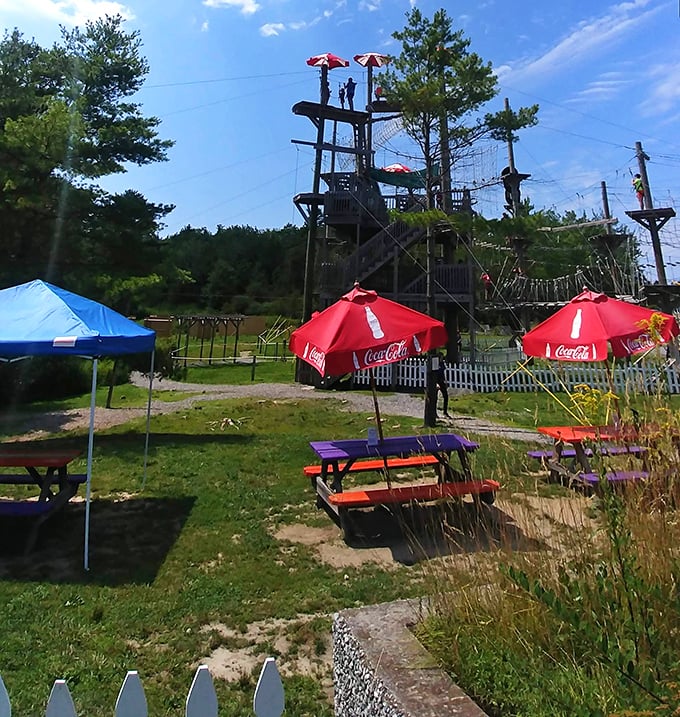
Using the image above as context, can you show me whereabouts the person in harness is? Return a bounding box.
[632,173,644,209]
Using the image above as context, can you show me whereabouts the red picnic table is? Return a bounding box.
[0,446,85,553]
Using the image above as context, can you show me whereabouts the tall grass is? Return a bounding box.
[417,390,680,716]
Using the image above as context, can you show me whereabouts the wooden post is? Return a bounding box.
[626,141,674,289]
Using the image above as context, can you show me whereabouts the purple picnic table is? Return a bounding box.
[308,433,486,538]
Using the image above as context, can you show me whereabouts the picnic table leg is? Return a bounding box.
[573,443,592,474]
[547,442,566,482]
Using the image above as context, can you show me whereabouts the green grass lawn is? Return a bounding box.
[0,390,545,716]
[1,369,676,715]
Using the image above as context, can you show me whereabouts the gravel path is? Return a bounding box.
[2,374,547,444]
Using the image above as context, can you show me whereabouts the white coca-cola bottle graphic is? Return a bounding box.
[365,306,384,339]
[413,335,422,353]
[570,309,582,339]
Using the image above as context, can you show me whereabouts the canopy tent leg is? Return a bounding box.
[84,358,97,571]
[142,350,155,490]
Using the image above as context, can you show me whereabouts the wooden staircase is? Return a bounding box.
[341,219,425,286]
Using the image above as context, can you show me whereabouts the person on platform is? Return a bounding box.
[320,77,330,105]
[345,77,356,111]
[338,83,346,109]
[632,173,644,210]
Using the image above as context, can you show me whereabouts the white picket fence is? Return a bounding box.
[354,357,680,394]
[0,659,284,717]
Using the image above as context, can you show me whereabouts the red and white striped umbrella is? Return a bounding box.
[306,52,349,69]
[382,163,412,173]
[353,52,390,68]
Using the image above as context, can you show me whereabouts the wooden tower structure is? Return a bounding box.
[291,88,474,366]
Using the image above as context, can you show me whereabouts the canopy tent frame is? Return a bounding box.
[0,280,156,570]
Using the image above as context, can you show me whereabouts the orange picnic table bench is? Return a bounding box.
[306,433,500,539]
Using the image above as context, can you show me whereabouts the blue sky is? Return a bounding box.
[2,0,680,280]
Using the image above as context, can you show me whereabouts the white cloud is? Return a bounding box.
[259,21,285,36]
[500,0,661,85]
[359,0,381,10]
[201,20,209,31]
[0,0,133,25]
[567,76,631,104]
[202,0,260,16]
[640,60,680,115]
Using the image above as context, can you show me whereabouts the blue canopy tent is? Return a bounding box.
[0,280,156,569]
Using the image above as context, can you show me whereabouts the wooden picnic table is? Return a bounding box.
[0,446,85,553]
[307,433,500,539]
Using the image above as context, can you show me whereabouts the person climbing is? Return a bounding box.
[632,173,644,209]
[345,77,356,111]
[338,83,346,109]
[480,271,493,300]
[433,350,450,418]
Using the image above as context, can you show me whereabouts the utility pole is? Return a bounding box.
[625,141,675,288]
[500,98,530,218]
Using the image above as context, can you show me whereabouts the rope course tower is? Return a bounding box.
[291,50,476,376]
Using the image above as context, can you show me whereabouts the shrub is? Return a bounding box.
[0,356,91,404]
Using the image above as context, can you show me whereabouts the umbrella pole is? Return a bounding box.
[605,359,622,426]
[369,370,392,489]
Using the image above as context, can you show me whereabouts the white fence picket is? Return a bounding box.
[45,681,76,717]
[353,357,680,395]
[253,658,284,717]
[186,665,217,717]
[1,661,280,717]
[115,671,147,717]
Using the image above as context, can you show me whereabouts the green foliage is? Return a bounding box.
[485,103,539,145]
[159,224,306,313]
[380,7,498,203]
[0,356,91,404]
[0,19,173,294]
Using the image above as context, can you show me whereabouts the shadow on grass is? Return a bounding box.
[0,495,196,585]
[341,502,544,566]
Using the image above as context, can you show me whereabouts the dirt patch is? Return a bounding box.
[201,615,333,698]
[497,493,596,550]
[274,523,397,569]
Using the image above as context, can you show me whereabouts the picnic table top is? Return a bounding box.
[309,433,479,462]
[0,446,81,468]
[536,425,646,443]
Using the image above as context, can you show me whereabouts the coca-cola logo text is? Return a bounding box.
[622,333,654,354]
[554,344,592,360]
[308,346,325,370]
[363,340,409,366]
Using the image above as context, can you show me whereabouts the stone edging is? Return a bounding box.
[333,598,488,716]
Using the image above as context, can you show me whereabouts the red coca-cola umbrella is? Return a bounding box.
[290,283,447,447]
[353,52,390,68]
[382,162,412,173]
[354,52,390,105]
[306,52,349,69]
[522,289,678,361]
